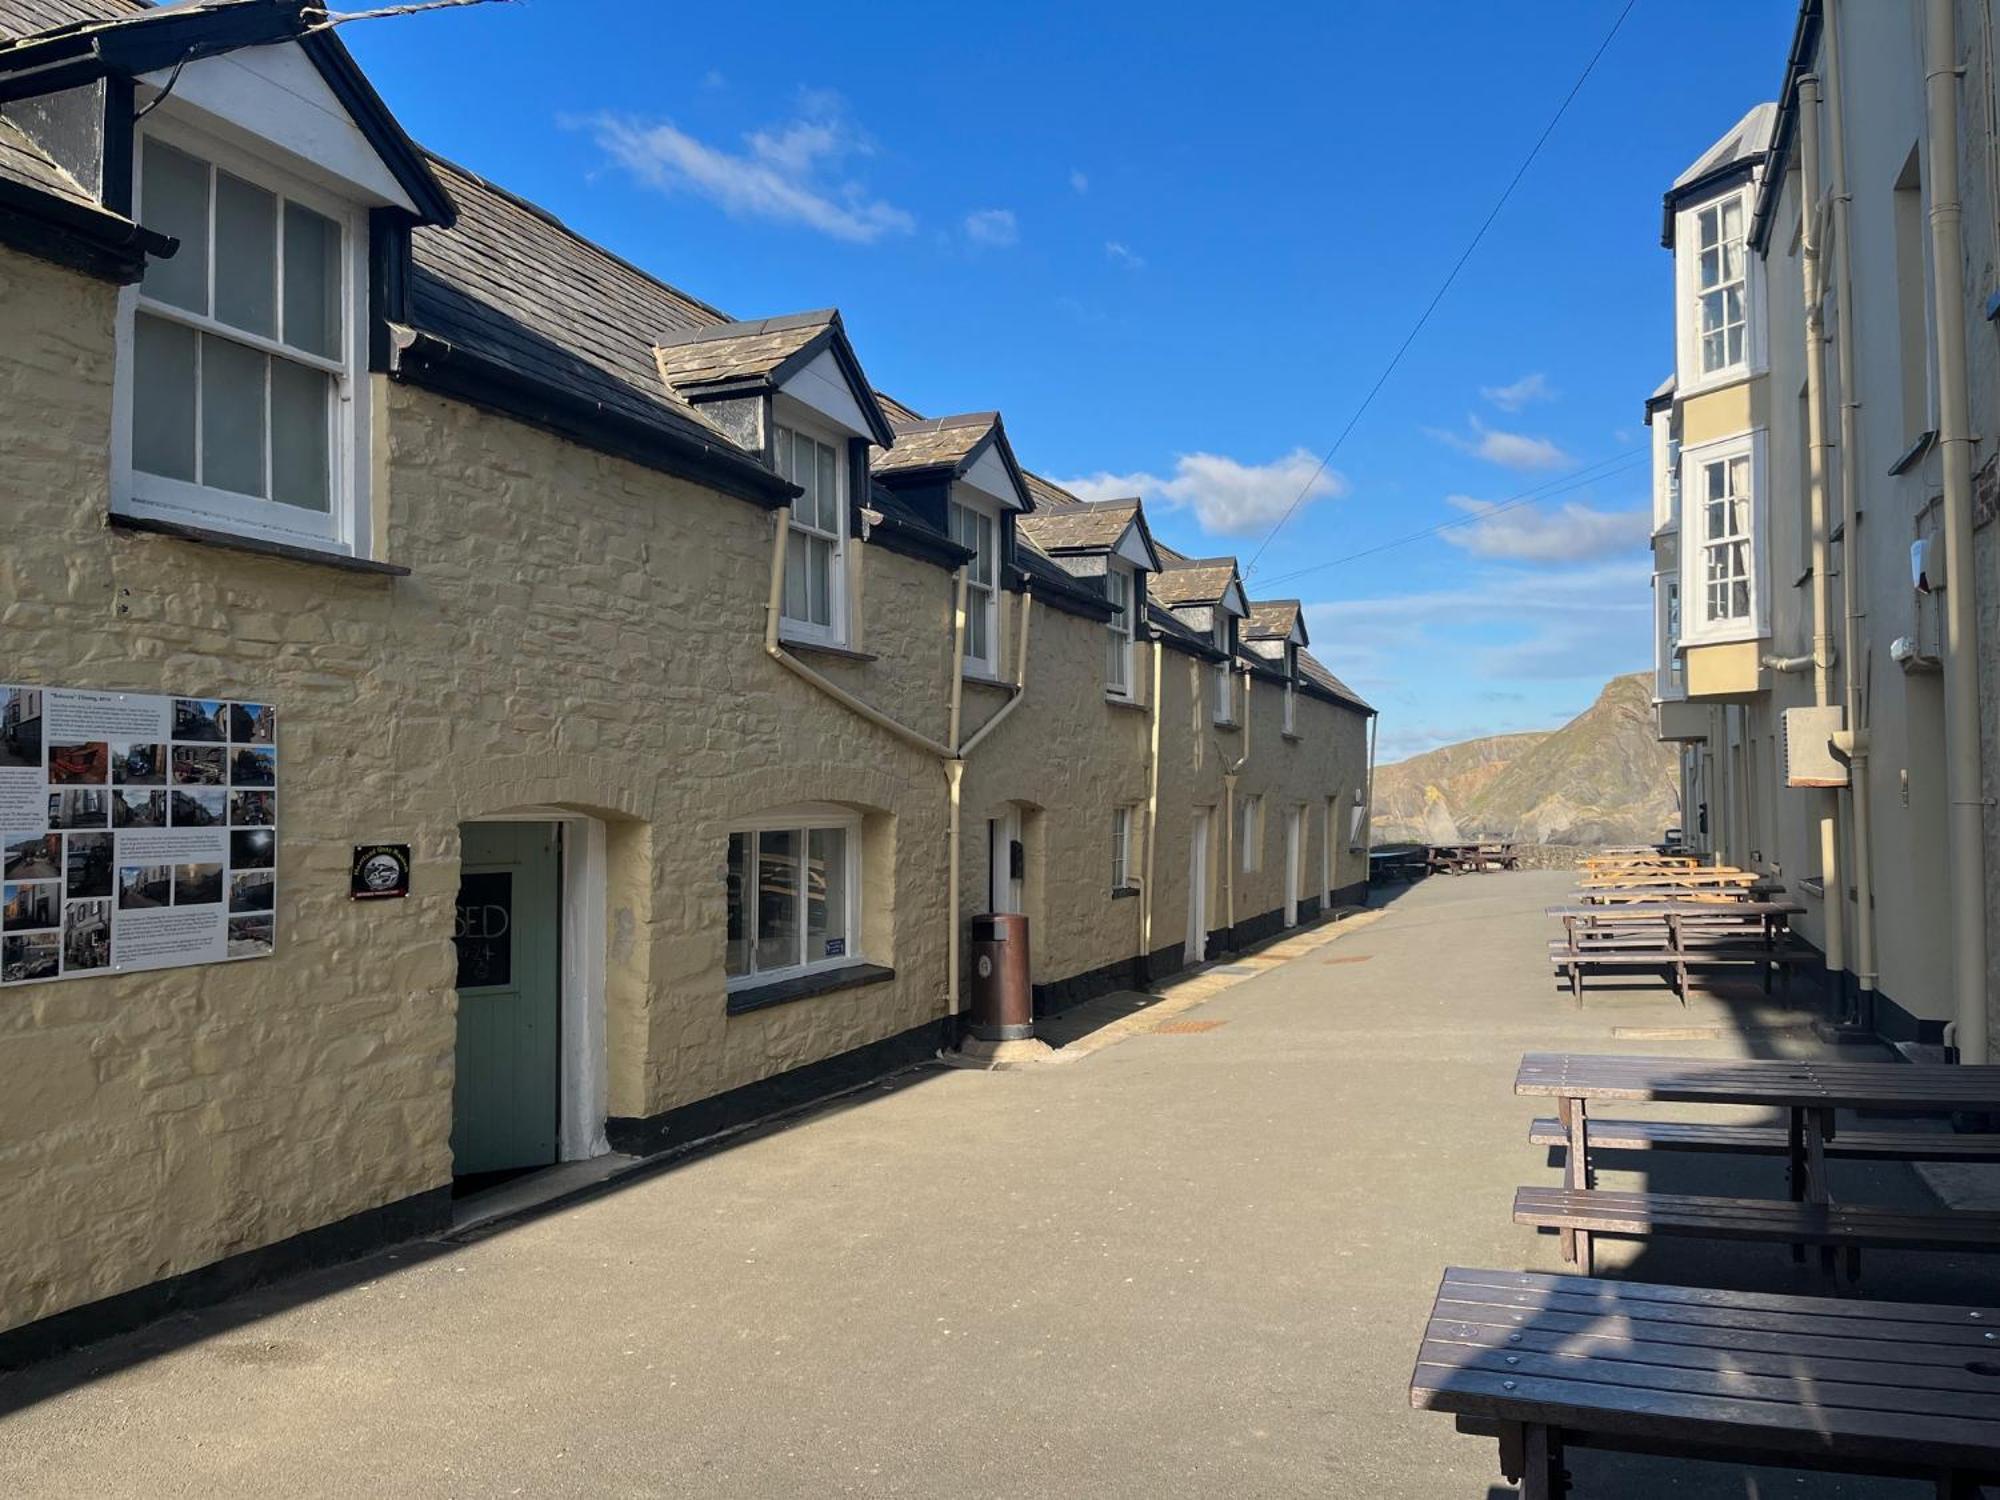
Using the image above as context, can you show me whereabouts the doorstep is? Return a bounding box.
[449,1153,642,1236]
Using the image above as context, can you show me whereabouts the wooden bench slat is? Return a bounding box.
[1441,1265,2000,1329]
[1430,1305,2000,1379]
[1418,1337,2000,1421]
[1515,1186,2000,1250]
[1527,1116,2000,1161]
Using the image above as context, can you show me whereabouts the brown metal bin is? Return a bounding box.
[968,912,1033,1041]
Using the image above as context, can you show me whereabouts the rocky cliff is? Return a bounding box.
[1372,673,1678,846]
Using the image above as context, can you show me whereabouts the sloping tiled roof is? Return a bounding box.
[0,114,89,203]
[1673,101,1777,190]
[873,412,998,477]
[1016,537,1115,620]
[1300,651,1373,713]
[653,313,829,393]
[408,156,747,456]
[1018,498,1137,555]
[1025,472,1083,511]
[1243,599,1303,642]
[1149,558,1237,607]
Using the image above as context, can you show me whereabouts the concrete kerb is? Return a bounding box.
[941,905,1387,1070]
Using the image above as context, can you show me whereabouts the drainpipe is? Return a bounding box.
[943,570,970,1018]
[1222,663,1253,943]
[1924,0,1990,1062]
[1822,0,1879,1018]
[950,587,1034,1015]
[1799,72,1847,988]
[955,588,1033,757]
[1138,634,1164,978]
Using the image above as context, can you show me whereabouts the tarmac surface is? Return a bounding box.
[1,868,1993,1497]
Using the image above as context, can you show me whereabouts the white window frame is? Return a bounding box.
[1212,620,1235,725]
[1104,564,1135,698]
[951,497,1000,676]
[112,119,372,557]
[1282,659,1298,734]
[775,419,848,646]
[1654,571,1686,701]
[1239,795,1262,872]
[1674,188,1764,394]
[1110,805,1133,890]
[724,805,862,992]
[1678,429,1766,646]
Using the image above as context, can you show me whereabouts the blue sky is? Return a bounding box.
[345,0,1798,761]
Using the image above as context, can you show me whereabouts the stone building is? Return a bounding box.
[0,0,1372,1360]
[1645,0,2000,1057]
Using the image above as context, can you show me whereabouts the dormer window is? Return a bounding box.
[1104,565,1135,698]
[1283,659,1298,735]
[120,128,365,552]
[950,499,998,674]
[777,422,846,643]
[1212,618,1234,724]
[1695,195,1746,375]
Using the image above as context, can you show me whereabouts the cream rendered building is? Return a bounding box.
[1649,0,2000,1057]
[0,0,1372,1359]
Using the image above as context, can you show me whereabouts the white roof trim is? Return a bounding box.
[1219,579,1248,618]
[774,347,872,441]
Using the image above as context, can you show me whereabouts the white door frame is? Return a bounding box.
[1284,805,1303,927]
[1187,808,1210,963]
[989,806,1023,914]
[467,806,610,1162]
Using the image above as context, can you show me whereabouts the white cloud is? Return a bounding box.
[1439,495,1650,563]
[1480,372,1554,411]
[963,208,1019,247]
[1053,448,1347,537]
[1430,416,1574,471]
[1104,240,1145,270]
[1070,169,1090,194]
[581,96,913,244]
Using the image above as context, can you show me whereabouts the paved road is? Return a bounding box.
[1,870,1989,1497]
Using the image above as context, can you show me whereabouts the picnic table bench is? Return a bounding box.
[1412,1266,2000,1497]
[1546,900,1808,1003]
[1514,1051,2000,1276]
[1368,846,1429,884]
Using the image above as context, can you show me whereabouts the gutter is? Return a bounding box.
[388,326,796,510]
[0,175,176,281]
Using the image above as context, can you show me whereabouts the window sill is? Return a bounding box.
[778,634,876,663]
[1281,730,1303,743]
[109,512,409,576]
[1105,694,1147,713]
[1213,719,1240,732]
[962,669,1009,688]
[726,961,895,1017]
[1110,885,1139,900]
[1889,430,1937,477]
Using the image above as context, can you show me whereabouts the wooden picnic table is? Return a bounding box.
[1514,1052,2000,1276]
[1578,869,1757,890]
[1570,883,1782,907]
[1412,1266,2000,1496]
[1545,900,1807,1004]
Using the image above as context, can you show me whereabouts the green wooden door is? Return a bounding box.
[451,821,561,1176]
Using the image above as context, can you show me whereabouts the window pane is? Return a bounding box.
[1699,248,1719,288]
[783,534,810,620]
[792,430,817,525]
[725,833,750,978]
[966,589,989,661]
[974,515,994,585]
[200,334,268,498]
[214,171,277,338]
[133,313,197,482]
[807,826,846,961]
[270,358,331,512]
[755,830,800,971]
[282,202,341,358]
[816,441,837,532]
[806,536,832,627]
[140,142,209,315]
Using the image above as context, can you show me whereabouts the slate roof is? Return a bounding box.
[1017,498,1138,555]
[0,113,88,202]
[1300,651,1373,713]
[1015,538,1115,620]
[1243,599,1304,643]
[1149,557,1239,608]
[1673,101,1776,191]
[873,412,1000,477]
[653,312,828,394]
[407,155,749,459]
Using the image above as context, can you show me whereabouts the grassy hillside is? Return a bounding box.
[1372,673,1678,846]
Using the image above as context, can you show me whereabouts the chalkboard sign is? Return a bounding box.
[454,871,512,987]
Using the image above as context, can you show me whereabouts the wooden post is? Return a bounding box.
[1567,1095,1592,1274]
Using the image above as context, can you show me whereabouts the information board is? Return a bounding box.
[1,686,276,986]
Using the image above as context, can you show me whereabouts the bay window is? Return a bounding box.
[1695,194,1746,376]
[725,811,860,991]
[777,423,846,642]
[950,500,998,673]
[1105,566,1135,697]
[121,130,364,552]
